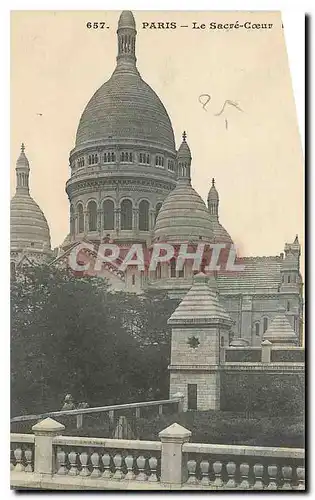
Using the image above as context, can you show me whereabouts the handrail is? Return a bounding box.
[183,442,305,459]
[11,398,181,423]
[53,435,162,450]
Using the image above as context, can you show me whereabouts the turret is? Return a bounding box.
[15,143,30,195]
[176,131,191,182]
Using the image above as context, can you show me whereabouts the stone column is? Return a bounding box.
[32,418,65,475]
[240,295,253,344]
[84,210,89,234]
[159,423,191,486]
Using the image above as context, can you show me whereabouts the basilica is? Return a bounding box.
[10,11,303,347]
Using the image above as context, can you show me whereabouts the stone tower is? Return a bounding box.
[168,272,232,411]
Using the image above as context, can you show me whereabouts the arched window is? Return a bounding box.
[255,322,260,336]
[121,199,132,230]
[282,274,284,283]
[170,258,176,278]
[168,160,175,172]
[220,336,225,347]
[77,203,84,233]
[132,274,136,286]
[287,301,291,312]
[87,201,97,231]
[139,200,149,231]
[70,205,75,236]
[121,152,133,163]
[288,275,291,284]
[88,154,98,165]
[263,317,268,333]
[104,152,116,163]
[103,200,114,230]
[292,274,297,283]
[155,202,162,223]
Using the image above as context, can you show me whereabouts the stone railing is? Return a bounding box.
[11,396,184,431]
[10,418,305,491]
[224,343,305,365]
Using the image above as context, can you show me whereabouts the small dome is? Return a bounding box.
[118,11,136,29]
[11,194,51,252]
[11,144,51,254]
[153,182,213,244]
[212,221,233,243]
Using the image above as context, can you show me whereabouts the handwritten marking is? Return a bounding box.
[214,100,243,116]
[198,94,211,111]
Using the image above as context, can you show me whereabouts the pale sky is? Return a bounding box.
[11,11,304,267]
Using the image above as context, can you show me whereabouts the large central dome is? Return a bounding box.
[75,11,175,152]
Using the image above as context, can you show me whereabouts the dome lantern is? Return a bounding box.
[177,131,192,183]
[15,143,30,195]
[207,178,233,243]
[116,11,138,73]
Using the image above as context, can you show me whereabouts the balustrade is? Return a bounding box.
[10,420,305,491]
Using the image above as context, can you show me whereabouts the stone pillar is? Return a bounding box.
[159,423,191,486]
[171,392,185,413]
[32,418,65,475]
[240,295,253,344]
[84,210,89,234]
[261,340,272,363]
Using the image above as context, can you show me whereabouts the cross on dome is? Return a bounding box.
[182,131,187,142]
[21,143,25,153]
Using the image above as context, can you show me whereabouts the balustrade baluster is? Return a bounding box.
[68,451,78,476]
[266,465,278,490]
[136,455,147,481]
[56,449,67,475]
[10,448,14,471]
[90,452,101,477]
[101,453,112,479]
[296,466,305,490]
[200,460,210,486]
[24,449,33,472]
[113,454,124,480]
[253,463,264,490]
[226,461,237,489]
[239,463,250,489]
[212,461,223,488]
[14,448,24,472]
[124,455,135,480]
[282,466,293,490]
[148,456,158,482]
[79,452,90,476]
[187,459,198,484]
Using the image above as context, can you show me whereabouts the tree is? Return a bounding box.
[11,264,179,415]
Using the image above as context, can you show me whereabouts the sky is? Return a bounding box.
[11,10,304,267]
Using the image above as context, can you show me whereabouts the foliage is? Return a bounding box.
[11,264,179,416]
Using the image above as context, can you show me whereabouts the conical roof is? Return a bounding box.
[168,272,232,325]
[263,306,297,345]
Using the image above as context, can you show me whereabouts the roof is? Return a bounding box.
[168,272,232,325]
[10,193,51,252]
[75,12,175,152]
[216,256,283,291]
[153,180,214,244]
[263,307,297,345]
